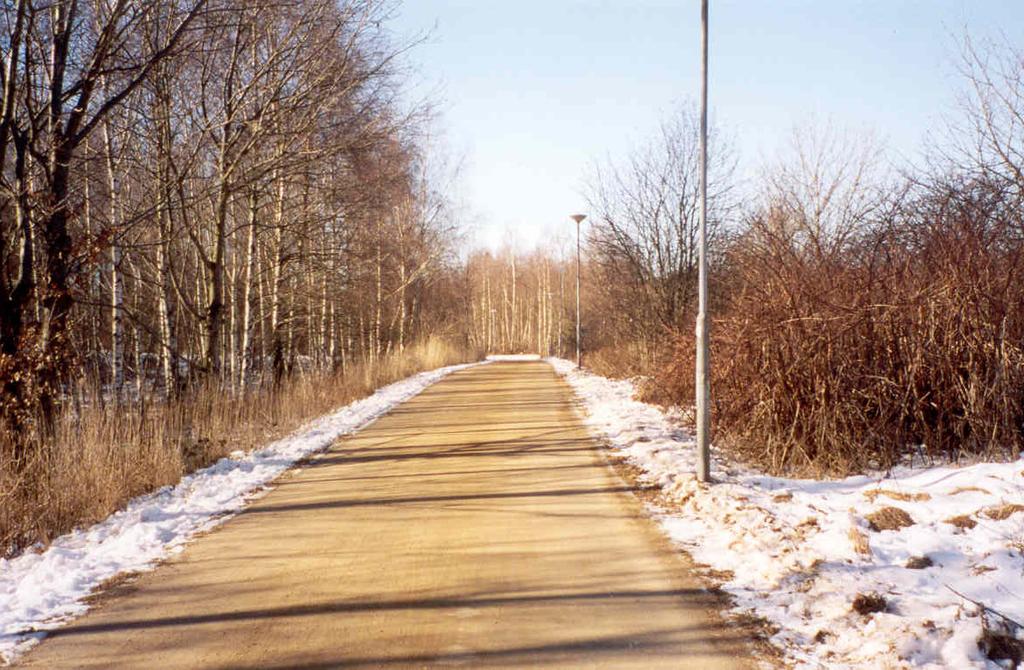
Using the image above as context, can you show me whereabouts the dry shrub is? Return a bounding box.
[585,340,683,408]
[851,592,887,615]
[982,503,1024,521]
[0,338,479,558]
[585,343,656,383]
[945,514,978,530]
[677,175,1024,476]
[866,506,915,531]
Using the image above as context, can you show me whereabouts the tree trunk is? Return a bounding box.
[239,190,258,388]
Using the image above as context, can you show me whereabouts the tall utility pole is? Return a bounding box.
[570,214,586,368]
[695,0,711,482]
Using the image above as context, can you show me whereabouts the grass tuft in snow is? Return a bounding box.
[865,506,916,531]
[982,503,1024,521]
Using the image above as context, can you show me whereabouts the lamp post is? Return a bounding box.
[695,0,711,482]
[570,214,586,368]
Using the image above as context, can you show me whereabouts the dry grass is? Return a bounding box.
[982,503,1024,521]
[948,486,991,496]
[866,506,915,532]
[849,527,872,555]
[863,489,931,502]
[0,338,480,558]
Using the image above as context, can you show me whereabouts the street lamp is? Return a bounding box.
[695,0,711,482]
[570,214,586,368]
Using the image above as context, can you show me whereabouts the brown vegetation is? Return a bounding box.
[949,486,991,496]
[866,507,915,532]
[848,527,872,555]
[712,166,1024,474]
[0,339,477,557]
[864,489,931,503]
[945,514,978,530]
[981,503,1024,521]
[571,40,1024,477]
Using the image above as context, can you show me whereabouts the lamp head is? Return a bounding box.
[570,214,587,224]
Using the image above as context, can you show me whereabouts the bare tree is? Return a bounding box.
[584,107,737,366]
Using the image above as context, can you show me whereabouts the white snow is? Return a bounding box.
[485,354,542,361]
[548,357,1024,669]
[0,361,481,665]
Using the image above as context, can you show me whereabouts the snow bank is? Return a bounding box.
[549,357,1024,669]
[0,361,480,665]
[485,354,542,361]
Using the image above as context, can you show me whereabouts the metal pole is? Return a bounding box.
[695,0,711,482]
[575,218,581,368]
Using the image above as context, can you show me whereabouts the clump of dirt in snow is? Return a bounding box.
[866,506,915,531]
[906,555,934,569]
[852,592,888,615]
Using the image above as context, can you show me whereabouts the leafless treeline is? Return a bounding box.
[463,247,574,356]
[0,0,463,455]
[457,113,737,368]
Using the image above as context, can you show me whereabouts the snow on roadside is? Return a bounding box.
[548,357,1024,669]
[485,354,542,361]
[0,361,481,665]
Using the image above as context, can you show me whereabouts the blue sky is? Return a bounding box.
[390,1,1024,250]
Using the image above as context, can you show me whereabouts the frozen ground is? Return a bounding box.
[0,361,481,665]
[549,357,1024,670]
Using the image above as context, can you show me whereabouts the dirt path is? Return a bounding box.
[20,361,752,669]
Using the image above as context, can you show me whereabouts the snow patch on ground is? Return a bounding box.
[549,357,1024,669]
[0,361,480,665]
[485,354,542,361]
